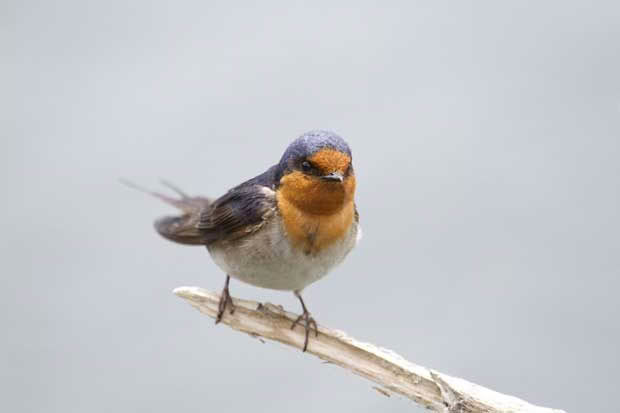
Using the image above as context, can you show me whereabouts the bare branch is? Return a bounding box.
[174,286,566,413]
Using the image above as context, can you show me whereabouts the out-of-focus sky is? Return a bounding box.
[3,1,619,412]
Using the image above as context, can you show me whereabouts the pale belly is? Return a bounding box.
[207,216,360,291]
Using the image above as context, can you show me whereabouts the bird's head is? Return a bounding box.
[276,130,355,215]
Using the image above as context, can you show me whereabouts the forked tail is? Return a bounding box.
[121,179,210,245]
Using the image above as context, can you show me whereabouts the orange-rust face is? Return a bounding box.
[307,148,351,177]
[277,148,356,215]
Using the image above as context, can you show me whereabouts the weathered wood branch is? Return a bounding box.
[174,286,566,413]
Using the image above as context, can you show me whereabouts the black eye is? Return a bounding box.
[301,161,312,172]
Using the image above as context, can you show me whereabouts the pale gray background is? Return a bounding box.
[3,1,619,412]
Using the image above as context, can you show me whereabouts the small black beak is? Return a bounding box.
[321,172,344,182]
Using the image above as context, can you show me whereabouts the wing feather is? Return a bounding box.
[198,185,276,244]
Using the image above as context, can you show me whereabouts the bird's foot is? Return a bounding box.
[215,276,235,324]
[291,309,318,352]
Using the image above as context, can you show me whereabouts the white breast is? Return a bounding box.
[208,213,360,292]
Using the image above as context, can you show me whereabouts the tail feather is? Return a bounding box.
[121,179,210,245]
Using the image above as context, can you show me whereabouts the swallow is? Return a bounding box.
[129,130,360,351]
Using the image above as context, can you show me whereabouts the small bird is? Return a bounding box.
[131,130,360,351]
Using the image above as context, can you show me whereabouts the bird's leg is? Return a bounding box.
[215,275,235,324]
[291,291,318,352]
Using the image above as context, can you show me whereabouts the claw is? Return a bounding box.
[291,291,319,352]
[215,275,235,324]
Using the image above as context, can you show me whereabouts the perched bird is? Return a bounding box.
[130,130,360,351]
